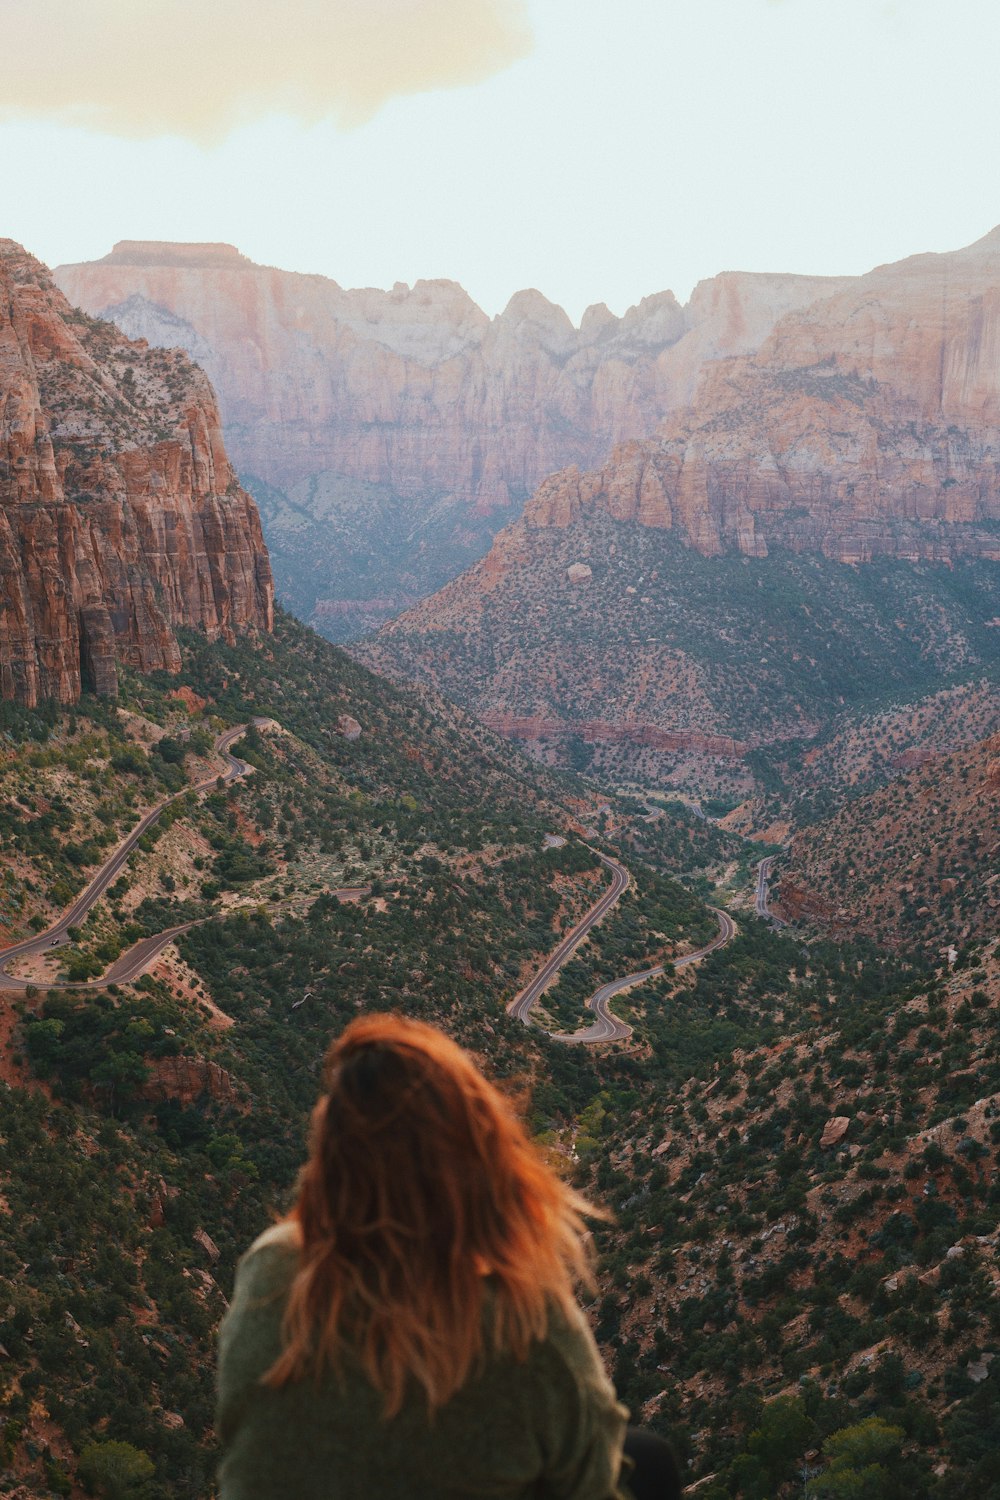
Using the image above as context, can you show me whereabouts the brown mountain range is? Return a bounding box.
[0,241,273,706]
[514,224,1000,564]
[53,231,1000,643]
[359,229,1000,783]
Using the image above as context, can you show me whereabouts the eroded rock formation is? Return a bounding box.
[518,227,1000,562]
[0,241,273,705]
[54,242,845,517]
[140,1054,237,1107]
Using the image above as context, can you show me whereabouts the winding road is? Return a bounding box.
[755,854,784,926]
[507,844,736,1045]
[3,726,740,1026]
[0,723,254,994]
[507,849,630,1025]
[549,906,736,1045]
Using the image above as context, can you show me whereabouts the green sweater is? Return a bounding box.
[217,1222,630,1500]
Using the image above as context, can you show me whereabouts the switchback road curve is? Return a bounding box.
[0,723,255,994]
[507,849,630,1025]
[549,906,736,1045]
[507,843,736,1045]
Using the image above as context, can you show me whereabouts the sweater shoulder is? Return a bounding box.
[249,1220,301,1255]
[234,1220,301,1300]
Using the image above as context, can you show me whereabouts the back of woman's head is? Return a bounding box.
[266,1014,596,1412]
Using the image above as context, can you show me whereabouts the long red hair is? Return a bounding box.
[265,1014,599,1413]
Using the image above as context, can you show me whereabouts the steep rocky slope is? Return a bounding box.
[54,241,846,635]
[0,614,720,1496]
[359,514,1000,796]
[4,614,998,1495]
[360,230,1000,787]
[586,931,1000,1496]
[0,241,273,705]
[775,730,1000,953]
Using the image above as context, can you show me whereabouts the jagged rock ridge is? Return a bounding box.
[520,227,1000,562]
[55,242,845,513]
[54,243,848,635]
[0,240,273,706]
[354,228,1000,773]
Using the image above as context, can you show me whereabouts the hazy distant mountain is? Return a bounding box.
[54,241,847,637]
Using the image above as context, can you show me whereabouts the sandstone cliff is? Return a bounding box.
[53,244,848,636]
[517,227,1000,563]
[0,241,273,706]
[55,242,844,514]
[55,233,1000,642]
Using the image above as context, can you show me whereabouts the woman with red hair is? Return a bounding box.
[217,1013,681,1498]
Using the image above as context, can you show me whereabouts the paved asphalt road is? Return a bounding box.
[549,905,737,1045]
[0,723,253,994]
[507,849,630,1025]
[508,839,737,1045]
[755,855,784,925]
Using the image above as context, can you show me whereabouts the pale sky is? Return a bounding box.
[3,0,999,322]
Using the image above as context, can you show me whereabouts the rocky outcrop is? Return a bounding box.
[54,243,845,518]
[820,1117,851,1149]
[0,241,273,705]
[518,227,1000,562]
[335,713,362,741]
[773,880,837,927]
[140,1054,237,1106]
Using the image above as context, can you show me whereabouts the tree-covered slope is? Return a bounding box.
[2,613,998,1499]
[0,613,718,1497]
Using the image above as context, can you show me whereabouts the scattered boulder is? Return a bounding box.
[566,562,593,584]
[336,713,363,741]
[193,1227,221,1262]
[820,1116,851,1149]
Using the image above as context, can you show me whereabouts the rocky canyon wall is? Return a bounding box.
[54,242,846,515]
[520,227,1000,563]
[53,232,1000,638]
[0,241,273,706]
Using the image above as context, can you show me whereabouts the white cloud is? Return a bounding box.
[0,0,532,141]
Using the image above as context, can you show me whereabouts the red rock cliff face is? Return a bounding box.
[54,242,846,515]
[521,228,1000,562]
[0,241,273,706]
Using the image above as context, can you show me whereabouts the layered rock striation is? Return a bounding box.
[54,233,1000,642]
[520,227,1000,562]
[54,242,845,514]
[1,241,273,706]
